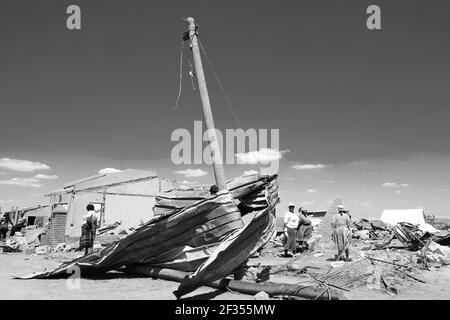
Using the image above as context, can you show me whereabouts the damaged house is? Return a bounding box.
[44,169,175,242]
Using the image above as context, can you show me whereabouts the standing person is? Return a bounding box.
[296,208,313,252]
[79,204,98,256]
[281,203,299,257]
[0,212,14,242]
[331,205,352,261]
[209,185,219,195]
[10,217,27,236]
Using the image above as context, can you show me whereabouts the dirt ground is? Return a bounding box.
[1,241,450,300]
[0,252,248,300]
[252,241,450,300]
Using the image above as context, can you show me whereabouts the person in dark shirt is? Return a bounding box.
[10,217,27,236]
[0,212,14,241]
[296,209,313,252]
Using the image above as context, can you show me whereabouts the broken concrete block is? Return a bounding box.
[53,243,66,252]
[355,230,370,240]
[330,261,346,268]
[313,252,324,257]
[290,263,301,270]
[35,246,49,255]
[15,237,27,247]
[306,234,322,251]
[254,291,270,300]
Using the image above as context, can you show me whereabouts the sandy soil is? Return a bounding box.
[2,241,450,300]
[0,252,249,300]
[250,241,450,300]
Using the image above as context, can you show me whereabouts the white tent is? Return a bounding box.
[380,209,426,226]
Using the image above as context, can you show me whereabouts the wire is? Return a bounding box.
[172,40,185,111]
[187,58,196,90]
[198,38,243,129]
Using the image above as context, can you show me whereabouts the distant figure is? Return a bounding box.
[10,217,27,236]
[296,208,313,252]
[281,203,299,257]
[210,184,254,216]
[209,185,219,195]
[331,205,352,261]
[0,212,14,242]
[79,204,98,256]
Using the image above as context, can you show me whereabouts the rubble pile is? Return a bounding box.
[350,218,448,252]
[0,226,44,254]
[2,199,449,300]
[262,213,450,298]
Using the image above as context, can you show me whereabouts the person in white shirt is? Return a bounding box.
[79,204,99,256]
[282,203,299,257]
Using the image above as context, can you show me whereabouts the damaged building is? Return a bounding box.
[44,169,175,242]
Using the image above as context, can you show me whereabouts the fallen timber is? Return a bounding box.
[366,257,426,283]
[125,265,346,300]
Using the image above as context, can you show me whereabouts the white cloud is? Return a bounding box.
[434,188,449,193]
[243,170,259,176]
[381,182,397,188]
[0,158,50,172]
[175,168,208,178]
[0,177,43,188]
[178,180,199,185]
[292,163,327,170]
[400,183,409,187]
[98,168,122,175]
[236,148,286,165]
[307,188,318,193]
[395,190,402,194]
[323,179,335,183]
[34,174,58,180]
[381,182,409,188]
[0,172,5,175]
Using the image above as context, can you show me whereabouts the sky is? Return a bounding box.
[1,0,449,218]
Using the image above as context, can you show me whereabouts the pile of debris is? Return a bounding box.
[351,218,450,252]
[1,226,44,254]
[352,218,390,241]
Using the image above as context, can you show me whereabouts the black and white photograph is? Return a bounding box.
[1,0,450,309]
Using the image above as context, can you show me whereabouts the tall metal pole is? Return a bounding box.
[185,17,227,191]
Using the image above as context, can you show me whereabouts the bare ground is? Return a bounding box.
[1,240,450,300]
[0,252,249,300]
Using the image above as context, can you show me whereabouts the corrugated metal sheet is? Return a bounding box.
[18,174,279,281]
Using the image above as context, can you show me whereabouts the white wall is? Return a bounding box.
[104,194,155,230]
[66,192,103,237]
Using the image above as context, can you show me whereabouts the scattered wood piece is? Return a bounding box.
[367,256,426,283]
[401,270,426,283]
[367,257,410,268]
